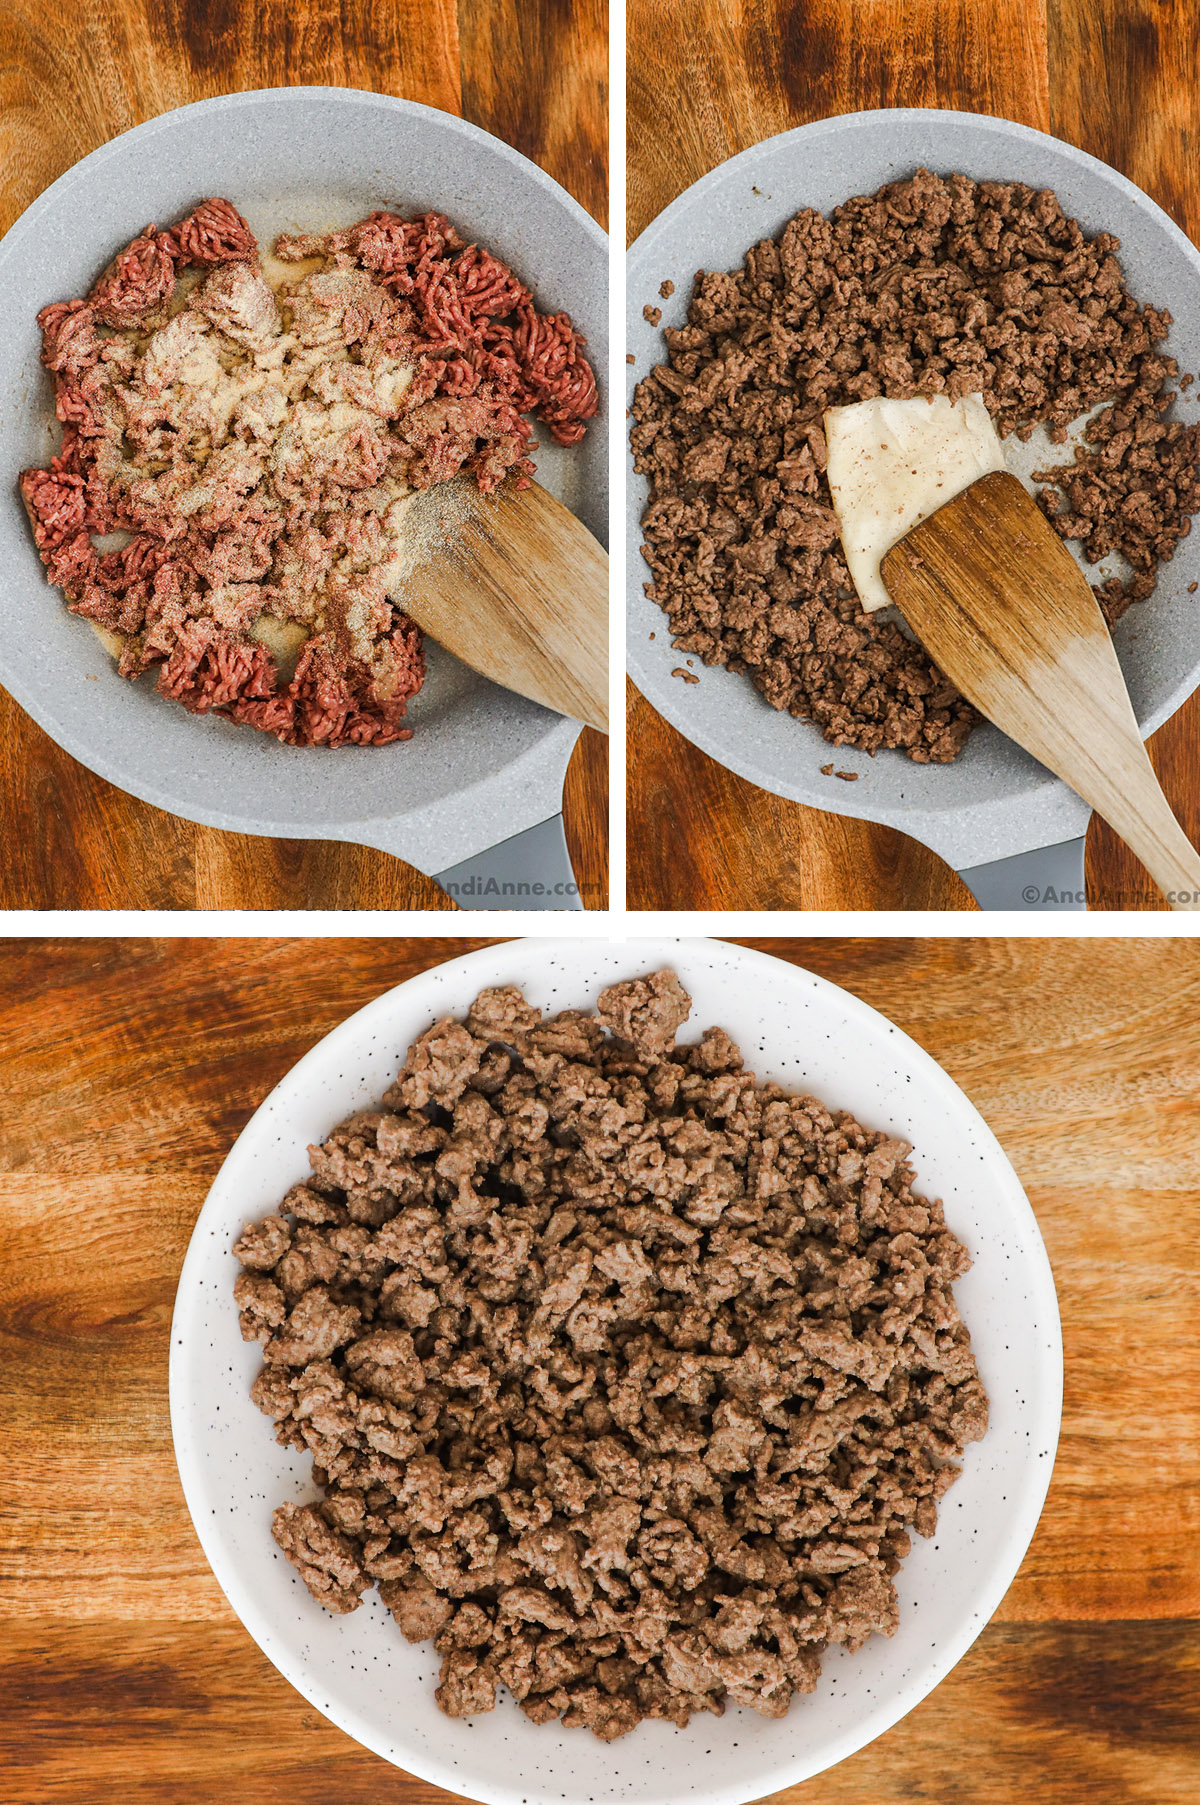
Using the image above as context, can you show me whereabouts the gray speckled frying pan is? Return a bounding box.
[0,87,608,911]
[627,110,1200,910]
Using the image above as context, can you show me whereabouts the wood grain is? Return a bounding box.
[627,0,1049,236]
[459,0,608,233]
[627,683,978,911]
[0,0,608,910]
[1049,0,1200,910]
[2,936,1199,1801]
[626,0,1200,911]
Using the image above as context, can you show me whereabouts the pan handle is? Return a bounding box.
[432,813,584,911]
[956,834,1088,911]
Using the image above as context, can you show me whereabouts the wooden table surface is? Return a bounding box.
[626,0,1200,911]
[3,933,1198,1803]
[0,0,608,911]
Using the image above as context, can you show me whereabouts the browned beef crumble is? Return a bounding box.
[632,168,1200,762]
[236,970,988,1740]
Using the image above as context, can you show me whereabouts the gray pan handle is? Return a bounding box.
[957,833,1089,911]
[432,813,584,911]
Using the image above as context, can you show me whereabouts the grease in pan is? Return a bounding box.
[22,197,597,747]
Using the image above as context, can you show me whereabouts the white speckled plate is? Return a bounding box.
[170,937,1062,1804]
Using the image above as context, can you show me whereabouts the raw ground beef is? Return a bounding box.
[21,198,596,748]
[235,970,988,1740]
[632,168,1200,762]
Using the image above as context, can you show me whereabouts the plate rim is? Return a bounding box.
[169,934,1064,1805]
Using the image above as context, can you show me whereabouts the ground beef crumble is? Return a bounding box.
[22,198,597,748]
[235,970,988,1740]
[632,168,1200,762]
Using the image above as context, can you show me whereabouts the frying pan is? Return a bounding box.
[627,110,1200,910]
[0,87,608,910]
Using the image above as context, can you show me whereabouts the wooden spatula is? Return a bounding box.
[398,477,608,733]
[880,470,1200,911]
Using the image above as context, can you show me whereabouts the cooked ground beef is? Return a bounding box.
[235,969,988,1740]
[632,168,1200,762]
[22,199,596,748]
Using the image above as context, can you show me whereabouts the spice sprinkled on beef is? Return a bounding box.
[22,200,597,748]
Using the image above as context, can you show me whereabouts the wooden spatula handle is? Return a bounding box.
[1078,750,1200,910]
[882,473,1200,912]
